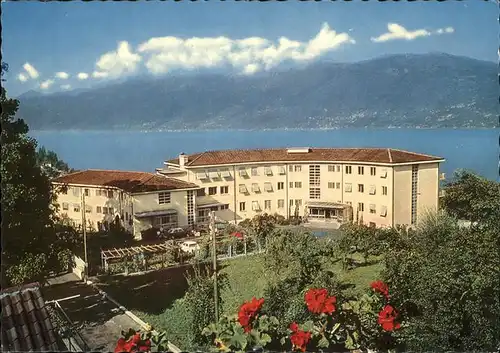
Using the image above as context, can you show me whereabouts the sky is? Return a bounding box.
[2,0,497,96]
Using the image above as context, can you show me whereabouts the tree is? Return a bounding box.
[1,62,74,286]
[36,146,73,178]
[380,211,500,351]
[441,170,500,226]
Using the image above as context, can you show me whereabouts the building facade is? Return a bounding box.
[158,147,445,228]
[52,170,200,238]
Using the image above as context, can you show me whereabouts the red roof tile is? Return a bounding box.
[166,148,443,167]
[52,170,199,193]
[1,283,59,352]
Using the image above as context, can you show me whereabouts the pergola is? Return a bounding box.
[100,242,175,272]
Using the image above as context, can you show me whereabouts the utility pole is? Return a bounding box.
[81,189,89,280]
[209,211,219,322]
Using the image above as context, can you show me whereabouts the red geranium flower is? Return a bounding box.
[290,324,312,352]
[378,305,401,331]
[115,338,134,353]
[114,333,151,353]
[237,297,264,332]
[370,280,390,299]
[304,288,337,315]
[232,232,243,239]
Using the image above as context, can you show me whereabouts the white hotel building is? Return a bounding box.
[52,147,444,238]
[158,147,445,229]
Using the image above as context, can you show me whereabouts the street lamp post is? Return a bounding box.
[81,190,89,280]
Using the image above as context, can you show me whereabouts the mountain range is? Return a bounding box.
[16,53,498,130]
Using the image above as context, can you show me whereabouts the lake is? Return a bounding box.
[30,129,499,181]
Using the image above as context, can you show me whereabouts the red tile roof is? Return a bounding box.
[166,148,444,167]
[52,170,199,193]
[1,283,60,352]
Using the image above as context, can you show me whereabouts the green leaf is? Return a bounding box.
[260,333,272,345]
[318,336,330,348]
[301,320,314,332]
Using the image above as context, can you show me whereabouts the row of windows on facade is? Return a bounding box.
[61,203,131,219]
[231,183,389,195]
[196,165,388,180]
[63,187,116,198]
[235,199,387,216]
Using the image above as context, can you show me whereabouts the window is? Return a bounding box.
[328,182,335,189]
[73,204,80,212]
[251,167,259,176]
[239,202,246,211]
[62,202,69,210]
[345,166,352,174]
[103,206,108,214]
[345,183,352,193]
[220,169,231,178]
[289,182,294,189]
[295,182,302,188]
[239,168,248,177]
[295,199,302,207]
[358,203,364,212]
[264,167,273,176]
[278,199,285,208]
[208,187,217,195]
[196,170,209,180]
[369,204,376,214]
[370,167,376,176]
[309,165,320,186]
[358,166,364,175]
[125,212,129,220]
[336,182,341,189]
[264,200,271,209]
[220,186,229,194]
[328,165,335,172]
[108,207,114,215]
[239,184,248,194]
[411,165,418,224]
[336,165,341,172]
[158,192,171,204]
[220,204,229,210]
[279,166,286,175]
[197,188,206,197]
[382,186,388,195]
[154,214,178,228]
[84,189,90,197]
[264,182,273,192]
[251,183,260,193]
[288,165,293,172]
[209,169,220,179]
[107,190,114,198]
[252,201,261,211]
[289,199,294,207]
[72,188,80,197]
[96,206,102,213]
[85,205,92,213]
[358,184,364,193]
[277,182,284,190]
[309,187,320,199]
[381,205,388,217]
[380,169,388,178]
[369,185,376,195]
[294,165,302,172]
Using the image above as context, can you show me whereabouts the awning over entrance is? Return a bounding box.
[306,201,346,209]
[134,209,177,218]
[197,202,225,209]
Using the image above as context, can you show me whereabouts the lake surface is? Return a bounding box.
[31,129,499,181]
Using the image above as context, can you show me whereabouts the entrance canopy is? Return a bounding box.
[135,209,177,218]
[197,202,225,209]
[306,201,346,209]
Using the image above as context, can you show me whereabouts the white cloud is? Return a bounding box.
[371,23,454,43]
[138,22,355,75]
[77,72,89,80]
[92,71,109,79]
[60,84,71,90]
[17,73,28,82]
[40,79,54,90]
[95,41,141,78]
[55,71,69,79]
[22,62,39,79]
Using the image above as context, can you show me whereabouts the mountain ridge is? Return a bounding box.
[16,53,498,130]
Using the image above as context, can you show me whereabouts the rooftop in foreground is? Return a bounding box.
[52,170,199,193]
[166,147,444,167]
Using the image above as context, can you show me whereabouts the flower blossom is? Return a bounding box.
[304,288,337,315]
[114,333,151,353]
[289,322,312,352]
[238,297,265,332]
[370,280,390,299]
[378,305,401,331]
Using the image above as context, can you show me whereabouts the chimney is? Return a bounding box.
[179,153,188,168]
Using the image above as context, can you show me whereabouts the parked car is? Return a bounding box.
[163,227,188,239]
[180,240,200,254]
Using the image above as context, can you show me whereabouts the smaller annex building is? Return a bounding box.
[52,170,200,238]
